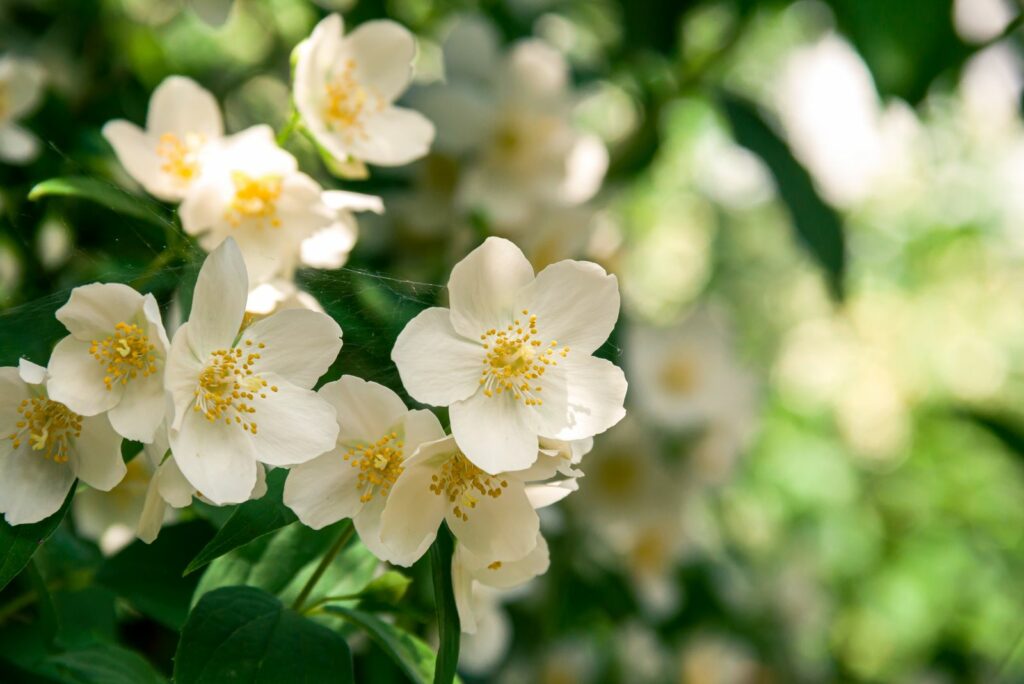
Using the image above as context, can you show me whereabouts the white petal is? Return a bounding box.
[18,359,47,385]
[2,58,45,119]
[519,260,619,355]
[463,533,549,588]
[458,593,510,671]
[549,355,627,441]
[447,237,534,338]
[187,237,248,357]
[525,479,578,509]
[562,133,608,204]
[392,307,482,406]
[107,373,167,443]
[46,336,122,416]
[321,190,384,214]
[347,106,434,167]
[0,367,30,425]
[164,323,203,431]
[344,20,415,103]
[0,124,39,164]
[137,476,169,544]
[379,459,447,567]
[249,374,339,467]
[154,457,194,508]
[401,409,446,452]
[169,412,258,505]
[446,478,539,562]
[450,392,538,474]
[56,282,146,340]
[318,375,406,444]
[146,76,223,138]
[101,121,169,199]
[283,451,363,529]
[502,39,569,101]
[300,221,357,270]
[0,443,75,525]
[243,308,341,390]
[452,546,477,633]
[294,14,344,132]
[72,414,126,491]
[353,495,397,563]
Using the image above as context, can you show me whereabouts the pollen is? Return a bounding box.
[343,431,404,503]
[156,131,205,184]
[90,322,158,391]
[478,310,568,406]
[7,396,82,463]
[225,171,284,229]
[429,451,508,522]
[193,340,276,434]
[322,59,381,139]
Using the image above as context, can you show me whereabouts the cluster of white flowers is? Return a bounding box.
[1,13,627,639]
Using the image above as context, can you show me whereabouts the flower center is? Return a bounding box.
[225,171,283,229]
[429,451,508,522]
[659,356,698,394]
[343,431,404,503]
[479,310,569,406]
[90,322,158,391]
[156,132,205,184]
[193,339,277,434]
[322,59,381,139]
[7,397,83,463]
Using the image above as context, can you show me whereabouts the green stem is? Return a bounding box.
[276,110,301,147]
[291,521,353,613]
[429,525,460,684]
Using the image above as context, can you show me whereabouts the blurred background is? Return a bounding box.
[3,0,1024,682]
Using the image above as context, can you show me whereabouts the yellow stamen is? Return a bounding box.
[321,59,382,139]
[193,340,276,434]
[8,396,82,463]
[89,322,158,391]
[429,451,507,522]
[343,431,404,503]
[224,171,283,229]
[478,310,567,406]
[156,131,205,184]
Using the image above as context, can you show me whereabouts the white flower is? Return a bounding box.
[47,283,170,443]
[299,190,383,270]
[414,20,607,229]
[283,375,446,563]
[164,237,342,505]
[179,125,335,286]
[392,237,626,473]
[378,434,541,566]
[0,56,45,165]
[246,279,324,317]
[103,76,223,202]
[293,14,434,167]
[520,436,590,509]
[0,360,125,525]
[73,454,162,555]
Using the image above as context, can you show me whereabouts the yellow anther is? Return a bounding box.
[321,59,382,139]
[478,309,566,406]
[90,322,158,391]
[344,430,404,503]
[428,451,507,522]
[156,131,205,184]
[193,341,268,434]
[224,172,283,229]
[8,396,82,463]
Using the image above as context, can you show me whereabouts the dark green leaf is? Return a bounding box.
[28,177,172,230]
[325,605,448,684]
[720,93,846,299]
[356,570,411,607]
[44,643,165,684]
[184,469,296,576]
[174,586,354,684]
[0,488,74,593]
[960,409,1024,456]
[96,520,214,629]
[429,525,460,684]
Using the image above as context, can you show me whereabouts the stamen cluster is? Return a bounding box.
[344,431,405,503]
[156,131,205,183]
[323,59,376,137]
[430,451,508,521]
[479,309,570,405]
[225,172,283,228]
[193,341,278,434]
[90,321,158,391]
[8,397,83,463]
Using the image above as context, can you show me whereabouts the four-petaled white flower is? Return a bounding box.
[0,360,125,525]
[179,125,334,286]
[47,283,170,443]
[293,14,434,167]
[103,76,224,202]
[0,55,45,165]
[378,434,541,566]
[283,375,446,563]
[392,237,626,473]
[164,237,342,504]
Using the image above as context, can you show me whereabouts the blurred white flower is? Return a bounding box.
[74,453,159,555]
[283,375,446,563]
[954,0,1016,44]
[0,360,124,525]
[392,237,626,473]
[179,125,335,286]
[293,14,434,167]
[164,238,341,504]
[414,18,607,230]
[103,76,224,201]
[678,634,760,684]
[0,55,45,165]
[299,190,383,270]
[47,283,170,443]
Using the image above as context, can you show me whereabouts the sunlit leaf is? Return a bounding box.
[28,177,172,230]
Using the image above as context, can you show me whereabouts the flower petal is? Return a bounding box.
[344,20,415,103]
[462,533,549,588]
[446,478,539,562]
[283,451,363,529]
[450,391,538,473]
[248,374,339,467]
[379,459,448,567]
[401,408,446,452]
[548,354,627,441]
[0,442,76,525]
[169,412,258,505]
[108,373,167,443]
[46,336,122,416]
[165,323,203,431]
[56,282,146,340]
[137,477,170,544]
[72,414,126,491]
[154,457,194,508]
[187,237,248,357]
[348,105,434,167]
[0,124,39,164]
[318,375,406,445]
[244,308,342,390]
[101,121,169,199]
[353,495,398,563]
[448,237,534,337]
[519,260,619,355]
[146,76,223,138]
[392,307,482,406]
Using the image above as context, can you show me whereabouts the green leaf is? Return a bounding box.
[44,643,165,684]
[720,93,846,299]
[28,177,171,229]
[429,525,460,684]
[96,520,214,629]
[174,586,354,684]
[325,605,451,684]
[357,570,411,607]
[184,469,296,576]
[0,488,74,592]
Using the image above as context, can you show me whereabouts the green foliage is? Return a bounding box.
[0,490,74,592]
[429,525,459,684]
[174,586,354,684]
[42,643,166,684]
[28,177,172,230]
